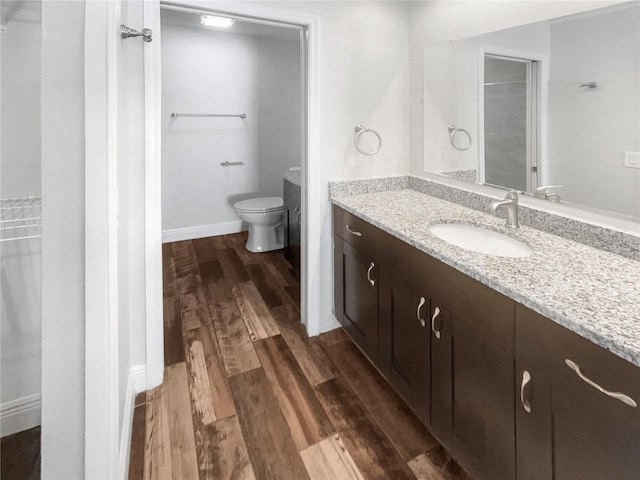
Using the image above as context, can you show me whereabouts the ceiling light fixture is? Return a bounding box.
[200,15,235,28]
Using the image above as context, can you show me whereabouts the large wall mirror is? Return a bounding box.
[423,2,639,220]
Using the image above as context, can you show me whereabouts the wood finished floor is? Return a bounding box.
[1,426,41,480]
[129,232,470,480]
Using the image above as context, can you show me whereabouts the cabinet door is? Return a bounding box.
[430,303,453,445]
[379,269,431,424]
[334,238,379,361]
[450,316,516,480]
[516,305,640,480]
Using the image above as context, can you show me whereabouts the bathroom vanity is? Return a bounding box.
[283,171,301,279]
[331,180,640,480]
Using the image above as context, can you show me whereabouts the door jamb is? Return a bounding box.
[143,0,322,388]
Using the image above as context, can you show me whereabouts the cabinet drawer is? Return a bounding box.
[333,206,378,256]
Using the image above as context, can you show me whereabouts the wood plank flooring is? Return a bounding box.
[130,232,470,480]
[0,426,41,480]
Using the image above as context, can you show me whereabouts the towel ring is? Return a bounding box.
[354,124,382,156]
[449,125,472,151]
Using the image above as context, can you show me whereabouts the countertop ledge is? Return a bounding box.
[331,189,640,368]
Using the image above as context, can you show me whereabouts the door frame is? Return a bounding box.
[143,0,321,386]
[84,1,121,476]
[477,45,549,190]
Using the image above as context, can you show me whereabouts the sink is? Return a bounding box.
[429,223,533,258]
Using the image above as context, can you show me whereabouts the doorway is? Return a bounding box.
[146,1,320,370]
[481,53,540,193]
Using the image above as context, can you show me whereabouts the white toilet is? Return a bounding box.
[233,196,285,253]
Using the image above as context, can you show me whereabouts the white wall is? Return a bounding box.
[0,1,42,437]
[0,240,41,436]
[225,0,411,333]
[409,0,625,176]
[161,21,301,237]
[40,1,85,477]
[548,5,640,217]
[0,1,41,198]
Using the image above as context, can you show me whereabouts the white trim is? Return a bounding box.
[0,394,41,437]
[117,368,137,479]
[84,1,120,477]
[146,1,321,341]
[162,221,246,243]
[477,44,549,188]
[132,364,148,393]
[144,0,165,390]
[319,315,341,335]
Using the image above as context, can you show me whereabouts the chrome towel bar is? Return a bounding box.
[220,161,245,167]
[171,113,247,119]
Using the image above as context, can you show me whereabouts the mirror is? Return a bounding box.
[423,2,640,219]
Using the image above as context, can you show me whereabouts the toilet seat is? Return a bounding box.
[234,196,283,213]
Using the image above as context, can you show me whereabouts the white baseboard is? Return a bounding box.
[132,364,147,394]
[118,364,146,479]
[318,315,341,335]
[1,393,41,437]
[162,221,246,243]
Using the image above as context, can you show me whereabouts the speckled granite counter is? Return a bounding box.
[284,169,301,187]
[330,188,640,368]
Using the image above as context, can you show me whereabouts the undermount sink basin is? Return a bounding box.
[429,223,533,258]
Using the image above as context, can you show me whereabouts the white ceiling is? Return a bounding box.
[160,8,301,42]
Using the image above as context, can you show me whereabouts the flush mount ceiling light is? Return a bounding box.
[200,15,235,28]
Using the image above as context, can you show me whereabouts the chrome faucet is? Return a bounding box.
[534,185,563,202]
[490,191,520,228]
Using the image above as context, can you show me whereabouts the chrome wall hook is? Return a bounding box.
[120,25,153,43]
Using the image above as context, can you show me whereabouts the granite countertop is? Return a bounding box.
[284,169,301,187]
[331,189,640,368]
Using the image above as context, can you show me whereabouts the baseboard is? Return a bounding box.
[1,393,41,437]
[132,364,147,394]
[318,315,341,335]
[118,364,146,479]
[162,221,246,243]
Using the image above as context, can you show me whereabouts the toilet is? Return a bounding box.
[233,196,285,253]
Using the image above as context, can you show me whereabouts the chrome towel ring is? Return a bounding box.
[449,125,472,151]
[354,124,382,156]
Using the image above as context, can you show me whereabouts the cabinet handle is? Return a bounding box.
[521,370,532,413]
[416,297,426,327]
[366,262,376,286]
[345,225,362,237]
[431,306,441,339]
[565,359,637,408]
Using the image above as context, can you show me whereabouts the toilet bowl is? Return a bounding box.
[233,196,285,253]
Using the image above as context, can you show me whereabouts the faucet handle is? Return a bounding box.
[534,185,563,199]
[505,190,519,202]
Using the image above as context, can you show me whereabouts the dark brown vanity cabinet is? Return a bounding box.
[427,259,516,480]
[378,267,432,424]
[516,305,640,480]
[333,205,639,479]
[333,207,380,361]
[333,205,516,479]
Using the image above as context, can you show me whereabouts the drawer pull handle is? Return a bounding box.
[345,225,362,237]
[431,306,441,339]
[416,297,426,327]
[565,359,637,408]
[366,262,376,286]
[521,370,532,413]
